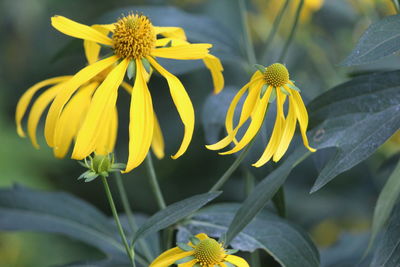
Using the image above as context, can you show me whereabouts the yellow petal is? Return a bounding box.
[124,59,155,172]
[273,96,297,162]
[150,248,193,267]
[155,38,188,47]
[178,259,197,267]
[220,86,272,155]
[92,23,115,32]
[151,114,165,159]
[154,26,187,40]
[152,44,212,60]
[195,233,209,240]
[104,107,118,154]
[252,90,285,167]
[26,84,63,149]
[147,57,194,159]
[203,54,224,94]
[53,82,97,158]
[45,55,118,147]
[72,58,128,159]
[292,90,316,152]
[83,25,110,64]
[16,76,71,137]
[51,16,112,46]
[225,255,250,267]
[219,262,228,267]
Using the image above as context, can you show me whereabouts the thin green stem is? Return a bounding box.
[145,153,166,210]
[114,172,154,261]
[250,250,262,267]
[238,0,257,66]
[278,0,304,62]
[101,176,136,267]
[261,0,291,63]
[392,0,400,13]
[209,139,256,192]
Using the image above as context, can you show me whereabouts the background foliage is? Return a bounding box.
[1,0,400,266]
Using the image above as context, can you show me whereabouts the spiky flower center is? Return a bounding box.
[112,14,156,59]
[264,63,289,87]
[193,238,225,265]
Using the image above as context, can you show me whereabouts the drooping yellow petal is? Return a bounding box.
[45,55,118,147]
[26,84,63,148]
[124,59,155,172]
[151,44,211,60]
[203,54,224,94]
[154,26,187,40]
[53,82,97,158]
[195,233,209,240]
[225,255,250,267]
[147,57,194,159]
[273,96,297,162]
[71,58,129,159]
[16,76,71,137]
[220,86,272,155]
[219,262,228,267]
[150,250,193,267]
[151,114,165,159]
[104,107,118,154]
[121,81,132,94]
[292,90,316,152]
[252,89,285,167]
[92,23,115,32]
[83,25,110,64]
[178,259,197,267]
[51,16,112,46]
[155,38,188,47]
[94,106,115,156]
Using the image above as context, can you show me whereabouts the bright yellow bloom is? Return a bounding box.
[16,38,165,160]
[16,13,224,172]
[150,233,249,267]
[206,63,316,167]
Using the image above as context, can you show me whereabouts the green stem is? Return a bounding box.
[114,172,154,261]
[250,250,262,267]
[101,176,136,267]
[261,0,291,63]
[392,0,400,13]
[272,186,286,218]
[209,140,256,192]
[145,153,166,210]
[238,0,257,66]
[278,0,304,62]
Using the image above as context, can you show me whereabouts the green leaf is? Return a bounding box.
[367,159,400,253]
[132,191,221,243]
[177,242,194,251]
[308,70,400,192]
[127,60,136,80]
[0,185,127,261]
[371,202,400,266]
[175,255,195,264]
[224,147,310,246]
[342,15,400,66]
[179,203,320,267]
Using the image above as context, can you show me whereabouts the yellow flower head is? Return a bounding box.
[16,13,225,172]
[206,63,316,167]
[150,233,249,267]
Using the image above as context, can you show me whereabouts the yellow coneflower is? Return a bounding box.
[16,37,165,160]
[150,233,249,267]
[16,13,224,172]
[206,63,315,167]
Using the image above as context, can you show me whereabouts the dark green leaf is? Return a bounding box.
[368,159,400,253]
[0,185,126,260]
[308,71,400,192]
[178,203,320,267]
[371,202,400,266]
[342,15,400,66]
[132,191,221,243]
[224,147,310,246]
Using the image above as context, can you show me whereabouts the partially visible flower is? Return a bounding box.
[150,233,249,267]
[207,63,316,167]
[16,39,165,160]
[16,13,224,172]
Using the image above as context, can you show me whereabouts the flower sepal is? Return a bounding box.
[78,153,126,182]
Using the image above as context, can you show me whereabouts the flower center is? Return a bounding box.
[264,63,289,87]
[112,14,156,60]
[193,238,224,265]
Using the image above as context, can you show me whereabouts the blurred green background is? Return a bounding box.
[0,0,399,266]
